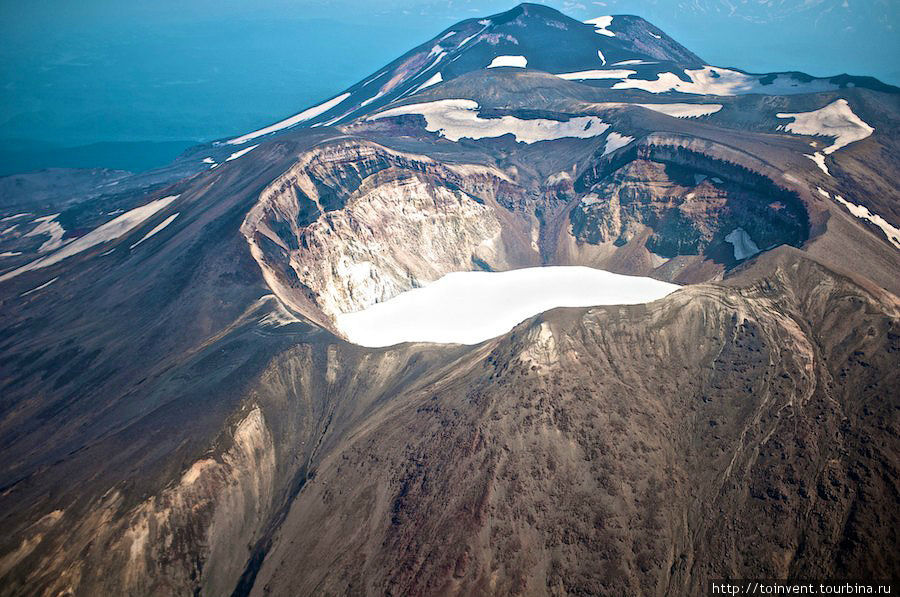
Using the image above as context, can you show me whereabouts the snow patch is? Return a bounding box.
[225,144,259,162]
[724,228,760,260]
[611,59,657,66]
[806,152,830,175]
[413,72,443,93]
[602,132,634,156]
[487,55,527,68]
[25,214,66,253]
[833,195,900,249]
[130,213,179,249]
[0,196,179,282]
[613,66,839,96]
[369,99,610,144]
[20,277,58,297]
[555,69,637,80]
[776,99,873,154]
[360,91,386,107]
[336,266,679,347]
[585,16,615,36]
[0,213,30,222]
[633,103,722,118]
[226,93,351,145]
[0,251,22,257]
[597,49,606,65]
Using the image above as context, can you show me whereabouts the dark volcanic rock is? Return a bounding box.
[0,3,898,596]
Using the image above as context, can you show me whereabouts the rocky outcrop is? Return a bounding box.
[1,408,277,597]
[242,141,535,327]
[245,251,900,596]
[570,157,808,259]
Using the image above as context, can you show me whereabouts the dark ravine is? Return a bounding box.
[0,3,898,596]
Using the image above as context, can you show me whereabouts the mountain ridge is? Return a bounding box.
[211,2,895,155]
[0,3,897,595]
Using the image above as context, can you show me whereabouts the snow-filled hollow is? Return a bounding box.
[487,55,527,68]
[725,228,760,260]
[335,266,679,347]
[368,99,610,144]
[584,16,615,37]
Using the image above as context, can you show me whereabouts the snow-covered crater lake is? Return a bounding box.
[335,266,680,347]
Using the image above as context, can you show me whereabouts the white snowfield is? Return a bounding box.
[336,266,679,347]
[0,195,179,283]
[0,213,30,222]
[602,132,634,156]
[226,92,351,145]
[585,16,615,37]
[776,99,874,154]
[831,194,900,250]
[20,277,58,297]
[806,152,830,175]
[612,59,657,66]
[724,228,761,260]
[130,213,180,249]
[487,55,527,68]
[369,99,610,144]
[412,72,443,93]
[224,144,260,162]
[612,66,838,96]
[360,91,386,108]
[556,69,637,80]
[633,103,723,118]
[25,214,67,253]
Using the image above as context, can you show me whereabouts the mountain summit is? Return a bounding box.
[220,2,891,148]
[0,3,898,596]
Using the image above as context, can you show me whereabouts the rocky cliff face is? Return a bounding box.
[568,149,809,275]
[241,141,537,329]
[1,408,276,597]
[240,133,816,336]
[1,3,898,596]
[243,251,899,596]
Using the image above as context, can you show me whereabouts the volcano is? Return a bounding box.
[0,4,898,596]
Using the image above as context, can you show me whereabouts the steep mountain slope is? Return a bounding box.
[0,3,898,596]
[214,2,891,153]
